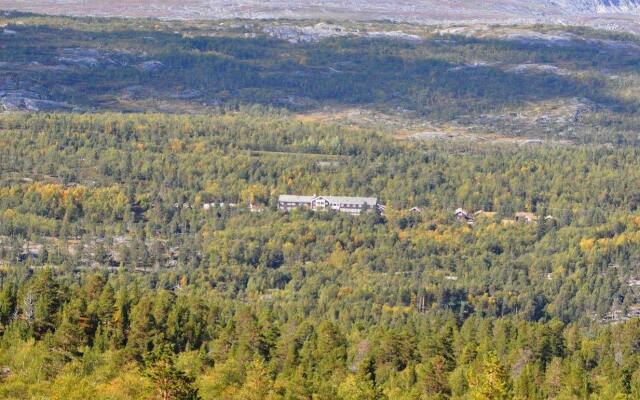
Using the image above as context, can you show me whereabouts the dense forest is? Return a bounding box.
[0,111,640,398]
[2,9,640,400]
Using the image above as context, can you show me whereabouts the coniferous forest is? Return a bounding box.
[2,11,640,400]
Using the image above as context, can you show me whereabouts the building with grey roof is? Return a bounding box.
[278,194,380,215]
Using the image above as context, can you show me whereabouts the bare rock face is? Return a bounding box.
[263,23,421,44]
[0,91,72,112]
[572,0,640,12]
[138,60,164,72]
[56,48,130,68]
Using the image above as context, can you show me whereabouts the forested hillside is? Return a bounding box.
[1,111,640,398]
[3,9,640,400]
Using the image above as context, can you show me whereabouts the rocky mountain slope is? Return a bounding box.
[2,0,640,21]
[2,1,639,34]
[574,0,640,12]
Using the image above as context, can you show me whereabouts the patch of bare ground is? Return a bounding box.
[399,126,573,145]
[112,98,218,114]
[294,104,582,145]
[295,106,433,132]
[436,24,640,50]
[455,97,601,142]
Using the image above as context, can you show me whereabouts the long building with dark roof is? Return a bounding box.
[278,194,380,215]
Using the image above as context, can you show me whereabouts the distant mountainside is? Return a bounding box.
[574,0,640,12]
[2,1,640,33]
